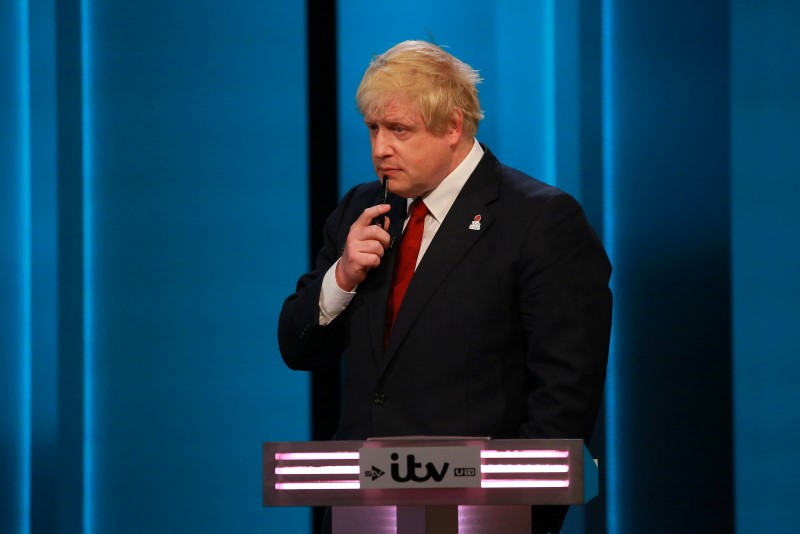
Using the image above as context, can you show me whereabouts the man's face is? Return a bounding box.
[365,95,459,199]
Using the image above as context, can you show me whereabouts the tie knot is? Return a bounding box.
[409,199,429,220]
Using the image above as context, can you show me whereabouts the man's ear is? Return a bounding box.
[447,108,464,145]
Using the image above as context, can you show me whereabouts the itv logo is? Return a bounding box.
[359,445,481,489]
[389,452,449,483]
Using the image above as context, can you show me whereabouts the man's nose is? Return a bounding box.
[372,129,393,158]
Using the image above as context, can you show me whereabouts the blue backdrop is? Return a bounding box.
[3,1,310,533]
[732,1,800,532]
[2,0,798,533]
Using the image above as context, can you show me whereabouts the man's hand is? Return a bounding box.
[335,204,392,291]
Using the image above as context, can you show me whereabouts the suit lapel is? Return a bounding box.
[381,150,501,370]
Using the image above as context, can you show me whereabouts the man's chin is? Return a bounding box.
[387,185,416,199]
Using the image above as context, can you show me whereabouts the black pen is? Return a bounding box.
[375,175,389,227]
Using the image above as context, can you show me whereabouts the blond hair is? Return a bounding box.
[356,40,484,138]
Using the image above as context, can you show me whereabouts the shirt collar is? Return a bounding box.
[408,138,484,223]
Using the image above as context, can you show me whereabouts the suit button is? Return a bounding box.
[373,393,385,405]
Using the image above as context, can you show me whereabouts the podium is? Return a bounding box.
[263,437,598,533]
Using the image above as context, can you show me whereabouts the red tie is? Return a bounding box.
[385,199,429,342]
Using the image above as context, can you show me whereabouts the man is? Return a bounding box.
[279,40,611,533]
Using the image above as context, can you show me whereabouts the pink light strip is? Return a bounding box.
[481,450,568,459]
[275,466,360,475]
[481,464,569,473]
[275,481,361,491]
[274,452,359,461]
[481,479,570,489]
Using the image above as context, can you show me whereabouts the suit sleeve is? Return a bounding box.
[517,192,612,443]
[277,186,361,370]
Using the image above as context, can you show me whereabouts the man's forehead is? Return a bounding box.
[364,94,422,123]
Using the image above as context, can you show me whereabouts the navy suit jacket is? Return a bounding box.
[279,148,611,444]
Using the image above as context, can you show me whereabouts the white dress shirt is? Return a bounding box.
[319,139,484,325]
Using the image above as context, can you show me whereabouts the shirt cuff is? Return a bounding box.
[319,259,357,325]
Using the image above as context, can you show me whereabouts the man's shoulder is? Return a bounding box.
[493,163,572,213]
[342,180,383,203]
[500,165,561,196]
[479,147,566,204]
[329,180,384,219]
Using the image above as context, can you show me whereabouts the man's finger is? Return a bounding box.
[354,204,392,227]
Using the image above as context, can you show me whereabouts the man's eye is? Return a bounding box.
[394,126,407,133]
